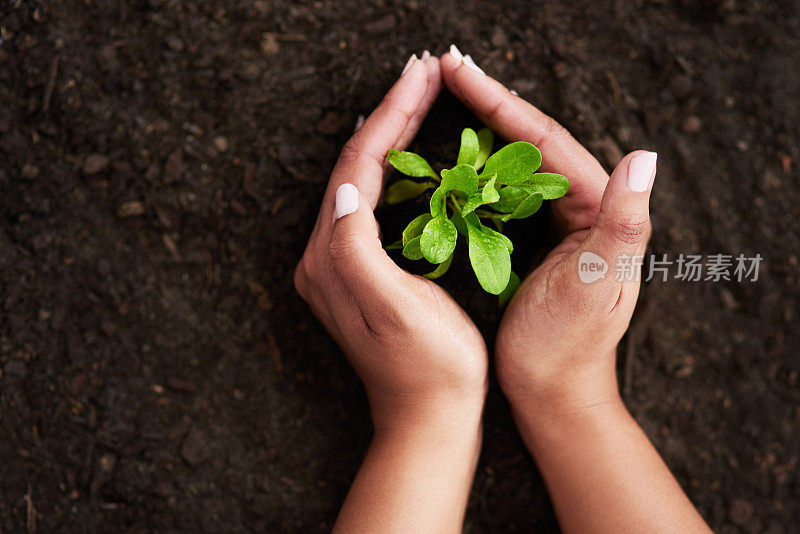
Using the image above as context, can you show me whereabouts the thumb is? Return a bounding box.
[569,150,657,296]
[585,150,657,255]
[329,183,405,317]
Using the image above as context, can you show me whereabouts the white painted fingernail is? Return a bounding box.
[421,49,430,61]
[462,54,485,75]
[627,151,658,192]
[354,114,365,132]
[509,89,519,96]
[401,54,418,76]
[335,183,359,219]
[449,44,463,61]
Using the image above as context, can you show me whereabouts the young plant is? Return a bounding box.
[385,127,568,303]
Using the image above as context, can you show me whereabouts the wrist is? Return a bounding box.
[497,346,620,421]
[370,388,486,446]
[511,391,631,455]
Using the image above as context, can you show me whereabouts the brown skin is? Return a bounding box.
[295,55,487,534]
[441,52,712,533]
[295,50,712,533]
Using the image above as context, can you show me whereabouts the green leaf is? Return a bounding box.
[465,216,512,295]
[385,179,434,204]
[430,165,479,218]
[423,253,454,280]
[519,172,569,199]
[474,128,493,170]
[481,141,542,185]
[402,235,424,260]
[500,191,543,222]
[420,216,457,264]
[385,239,403,250]
[387,149,437,179]
[451,208,468,236]
[429,187,447,218]
[481,174,500,203]
[498,271,521,306]
[440,164,479,195]
[402,213,432,246]
[457,128,479,166]
[490,186,529,213]
[481,223,513,254]
[461,193,484,216]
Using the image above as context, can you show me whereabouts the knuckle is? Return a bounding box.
[487,94,512,124]
[365,310,404,338]
[338,136,367,170]
[533,114,571,149]
[543,115,567,141]
[597,213,651,246]
[328,231,364,264]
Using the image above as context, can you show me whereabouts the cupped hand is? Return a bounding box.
[294,55,488,433]
[441,53,656,415]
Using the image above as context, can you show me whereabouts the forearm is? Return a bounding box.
[513,396,711,534]
[333,403,483,533]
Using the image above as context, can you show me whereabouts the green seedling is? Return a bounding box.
[385,127,568,303]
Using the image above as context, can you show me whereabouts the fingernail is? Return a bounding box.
[509,89,519,96]
[627,151,658,192]
[462,54,485,75]
[335,183,359,219]
[449,44,463,61]
[353,114,365,132]
[421,49,430,61]
[401,54,418,76]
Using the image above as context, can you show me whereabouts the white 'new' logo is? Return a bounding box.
[578,252,608,283]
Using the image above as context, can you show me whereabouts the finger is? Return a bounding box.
[324,57,430,216]
[394,52,442,150]
[565,151,657,306]
[328,183,408,321]
[440,50,607,232]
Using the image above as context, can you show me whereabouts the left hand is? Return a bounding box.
[294,54,488,434]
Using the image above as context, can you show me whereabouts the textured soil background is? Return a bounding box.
[2,0,799,532]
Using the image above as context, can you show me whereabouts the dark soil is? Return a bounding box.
[2,1,799,532]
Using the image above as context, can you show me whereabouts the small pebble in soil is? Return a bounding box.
[90,452,117,494]
[213,136,229,152]
[166,377,196,392]
[166,35,184,51]
[491,27,509,47]
[181,429,211,465]
[117,200,145,218]
[681,115,702,134]
[728,498,754,527]
[83,154,110,175]
[162,149,184,184]
[261,33,279,55]
[20,163,40,179]
[364,14,396,35]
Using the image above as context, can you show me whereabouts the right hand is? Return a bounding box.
[440,52,656,415]
[441,51,712,534]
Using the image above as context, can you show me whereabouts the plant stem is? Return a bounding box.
[447,193,465,215]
